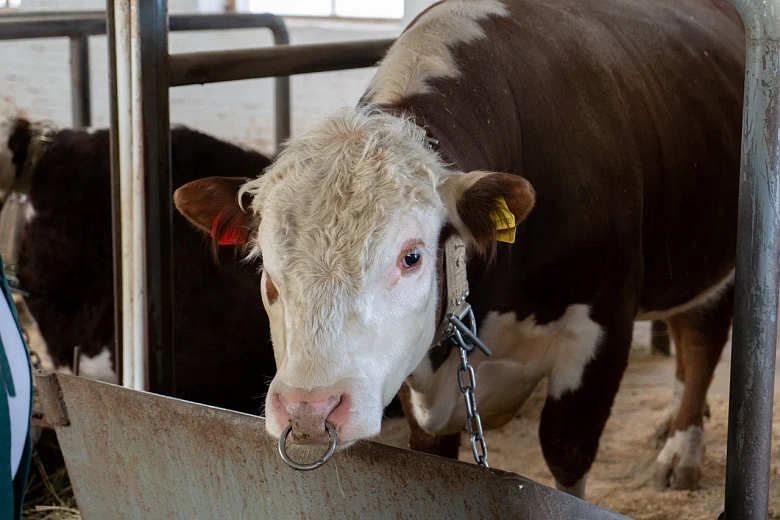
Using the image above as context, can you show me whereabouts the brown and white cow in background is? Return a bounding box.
[2,118,277,413]
[175,0,744,498]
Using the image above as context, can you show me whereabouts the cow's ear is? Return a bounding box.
[440,171,535,258]
[173,176,253,246]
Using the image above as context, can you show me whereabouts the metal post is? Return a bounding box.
[137,0,174,397]
[267,19,290,146]
[111,0,144,390]
[107,1,123,386]
[723,0,780,518]
[68,33,91,127]
[275,68,291,146]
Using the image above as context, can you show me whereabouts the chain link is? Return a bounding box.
[457,344,489,467]
[448,300,490,468]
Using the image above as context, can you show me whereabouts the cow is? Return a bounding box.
[1,114,277,414]
[175,0,744,498]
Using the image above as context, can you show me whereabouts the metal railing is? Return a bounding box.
[0,11,291,142]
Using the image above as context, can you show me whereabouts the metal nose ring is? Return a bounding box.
[278,421,338,471]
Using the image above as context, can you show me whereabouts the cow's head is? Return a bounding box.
[174,107,534,447]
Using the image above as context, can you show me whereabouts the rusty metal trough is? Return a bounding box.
[35,371,627,519]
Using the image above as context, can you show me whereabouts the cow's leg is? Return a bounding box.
[398,382,461,459]
[652,324,686,448]
[539,299,635,499]
[653,284,733,490]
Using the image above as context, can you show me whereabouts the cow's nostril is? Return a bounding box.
[325,393,351,428]
[273,390,347,444]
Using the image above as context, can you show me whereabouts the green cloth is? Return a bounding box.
[0,255,33,520]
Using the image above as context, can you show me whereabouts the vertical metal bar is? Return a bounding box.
[112,0,141,390]
[268,18,291,147]
[68,33,91,127]
[651,320,670,356]
[107,0,124,385]
[130,0,148,392]
[137,0,174,396]
[723,1,780,518]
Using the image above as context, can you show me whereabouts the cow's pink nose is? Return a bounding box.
[273,391,348,444]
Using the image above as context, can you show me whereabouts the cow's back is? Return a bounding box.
[374,0,745,317]
[507,0,745,314]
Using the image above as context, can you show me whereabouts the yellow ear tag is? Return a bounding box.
[490,196,516,244]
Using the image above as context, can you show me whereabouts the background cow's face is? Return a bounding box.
[175,107,534,447]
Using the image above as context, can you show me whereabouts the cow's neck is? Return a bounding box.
[366,102,514,360]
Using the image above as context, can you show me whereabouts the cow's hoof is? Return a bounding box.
[653,462,672,489]
[653,462,702,490]
[653,425,705,490]
[651,419,671,448]
[669,466,702,490]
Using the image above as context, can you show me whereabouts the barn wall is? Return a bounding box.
[0,0,434,155]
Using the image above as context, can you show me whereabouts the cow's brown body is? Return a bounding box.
[371,0,744,491]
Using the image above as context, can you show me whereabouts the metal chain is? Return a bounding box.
[447,297,491,468]
[457,343,489,467]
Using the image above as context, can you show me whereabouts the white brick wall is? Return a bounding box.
[1,0,434,155]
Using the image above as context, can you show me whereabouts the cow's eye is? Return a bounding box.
[402,250,421,268]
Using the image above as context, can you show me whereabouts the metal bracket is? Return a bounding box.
[34,370,71,426]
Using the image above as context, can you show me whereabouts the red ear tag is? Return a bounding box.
[211,213,245,246]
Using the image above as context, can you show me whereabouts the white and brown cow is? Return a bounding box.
[174,0,744,498]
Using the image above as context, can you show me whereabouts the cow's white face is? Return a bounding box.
[243,108,450,444]
[173,106,535,447]
[260,206,445,443]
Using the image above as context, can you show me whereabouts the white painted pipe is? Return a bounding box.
[129,0,147,391]
[113,0,134,389]
[113,0,147,391]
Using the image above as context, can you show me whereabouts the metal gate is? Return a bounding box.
[0,11,291,139]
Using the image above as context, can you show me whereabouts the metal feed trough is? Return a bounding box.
[9,0,779,515]
[34,370,628,519]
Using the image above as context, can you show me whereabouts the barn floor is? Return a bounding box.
[374,322,780,520]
